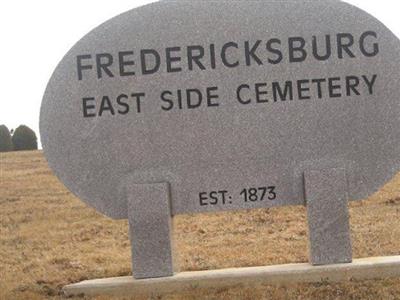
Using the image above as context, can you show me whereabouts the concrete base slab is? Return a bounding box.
[63,256,400,297]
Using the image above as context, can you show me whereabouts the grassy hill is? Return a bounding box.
[0,150,399,299]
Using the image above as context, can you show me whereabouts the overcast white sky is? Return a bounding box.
[0,0,399,148]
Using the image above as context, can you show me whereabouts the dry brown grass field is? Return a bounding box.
[0,150,399,300]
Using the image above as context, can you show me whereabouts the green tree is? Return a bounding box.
[11,125,38,151]
[0,125,13,152]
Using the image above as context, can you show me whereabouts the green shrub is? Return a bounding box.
[0,125,13,152]
[11,125,38,151]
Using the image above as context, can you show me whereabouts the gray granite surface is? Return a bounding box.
[127,182,175,278]
[305,168,352,265]
[40,0,400,219]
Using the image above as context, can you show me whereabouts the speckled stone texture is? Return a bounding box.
[127,183,175,278]
[305,168,352,265]
[40,0,400,219]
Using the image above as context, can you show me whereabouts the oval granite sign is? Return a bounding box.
[40,0,400,219]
